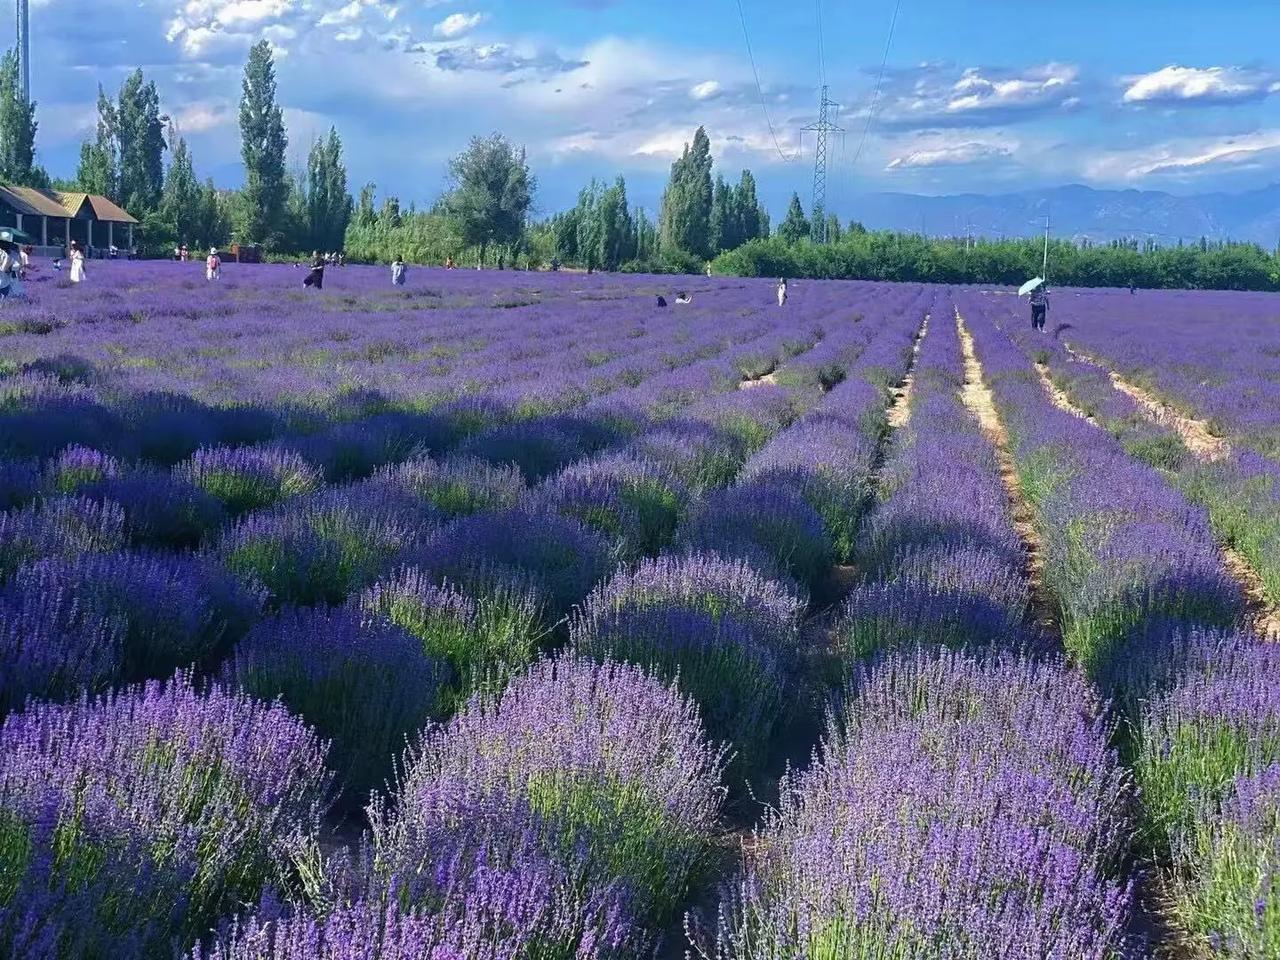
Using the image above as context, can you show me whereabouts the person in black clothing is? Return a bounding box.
[1029,285,1048,331]
[303,251,325,289]
[656,295,667,307]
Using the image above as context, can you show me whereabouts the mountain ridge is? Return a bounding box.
[848,182,1280,246]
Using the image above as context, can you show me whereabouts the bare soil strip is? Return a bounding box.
[738,370,780,390]
[1035,359,1101,426]
[955,311,1060,636]
[1066,346,1230,462]
[1224,547,1280,642]
[886,314,929,430]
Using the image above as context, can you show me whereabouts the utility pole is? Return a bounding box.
[15,0,29,103]
[802,85,843,243]
[1042,213,1051,281]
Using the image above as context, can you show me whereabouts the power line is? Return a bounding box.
[816,0,827,87]
[849,0,904,168]
[733,0,797,163]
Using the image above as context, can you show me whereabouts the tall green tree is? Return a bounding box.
[237,40,289,246]
[305,128,352,252]
[115,69,166,216]
[161,136,200,244]
[778,193,810,245]
[574,181,604,272]
[444,133,534,266]
[0,50,42,186]
[734,169,763,244]
[75,85,118,197]
[709,175,730,255]
[355,181,377,229]
[658,126,714,259]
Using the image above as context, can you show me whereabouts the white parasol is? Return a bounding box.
[1018,277,1044,297]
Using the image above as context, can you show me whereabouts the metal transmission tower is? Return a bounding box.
[15,0,29,102]
[802,86,843,243]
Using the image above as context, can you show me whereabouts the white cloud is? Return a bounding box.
[1122,65,1275,105]
[433,12,484,39]
[172,99,235,133]
[887,139,1014,170]
[876,63,1080,129]
[1085,130,1280,180]
[689,80,721,101]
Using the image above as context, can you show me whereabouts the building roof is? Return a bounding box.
[56,192,140,224]
[0,184,139,224]
[0,185,71,218]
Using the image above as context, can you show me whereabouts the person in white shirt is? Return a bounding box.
[69,242,86,284]
[391,256,407,286]
[776,277,788,307]
[206,247,222,281]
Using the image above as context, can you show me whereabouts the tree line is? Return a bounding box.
[4,52,1280,289]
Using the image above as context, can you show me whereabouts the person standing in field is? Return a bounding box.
[0,243,14,298]
[392,256,407,286]
[1029,285,1048,331]
[206,247,222,281]
[69,241,86,284]
[303,251,325,289]
[776,277,788,307]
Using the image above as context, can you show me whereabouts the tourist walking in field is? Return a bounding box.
[392,256,407,286]
[206,247,222,281]
[69,242,86,284]
[1029,285,1048,331]
[0,243,15,299]
[777,277,788,307]
[303,251,325,289]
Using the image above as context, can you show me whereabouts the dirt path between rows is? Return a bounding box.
[739,370,780,390]
[1065,345,1231,463]
[886,314,929,430]
[1035,360,1101,426]
[955,311,1060,637]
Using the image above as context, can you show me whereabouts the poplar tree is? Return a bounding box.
[115,69,166,216]
[658,126,714,259]
[238,40,289,246]
[0,50,41,186]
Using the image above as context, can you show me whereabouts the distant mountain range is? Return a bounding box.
[849,183,1280,246]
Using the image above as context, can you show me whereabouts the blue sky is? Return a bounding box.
[25,0,1280,220]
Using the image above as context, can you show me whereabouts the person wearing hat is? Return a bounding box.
[206,247,222,281]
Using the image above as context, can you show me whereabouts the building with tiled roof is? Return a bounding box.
[0,184,138,253]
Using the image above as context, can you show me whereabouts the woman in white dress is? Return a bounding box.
[206,247,222,281]
[776,277,788,307]
[69,242,86,284]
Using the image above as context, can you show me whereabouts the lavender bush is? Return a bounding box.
[360,568,541,709]
[382,656,726,932]
[229,605,449,799]
[0,673,333,956]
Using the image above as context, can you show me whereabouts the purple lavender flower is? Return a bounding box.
[359,568,541,707]
[384,656,725,932]
[373,454,525,518]
[0,495,128,581]
[43,444,122,493]
[537,453,688,560]
[12,551,263,682]
[705,648,1132,959]
[572,553,803,774]
[0,673,333,954]
[176,443,323,514]
[413,508,611,618]
[229,605,449,800]
[676,481,832,591]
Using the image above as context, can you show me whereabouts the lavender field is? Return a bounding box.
[0,261,1278,959]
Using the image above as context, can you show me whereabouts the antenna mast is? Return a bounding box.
[16,0,29,103]
[802,85,843,243]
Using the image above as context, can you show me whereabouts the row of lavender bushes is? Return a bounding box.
[992,295,1280,617]
[705,293,1135,957]
[958,291,1280,958]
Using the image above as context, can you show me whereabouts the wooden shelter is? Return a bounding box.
[0,185,139,255]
